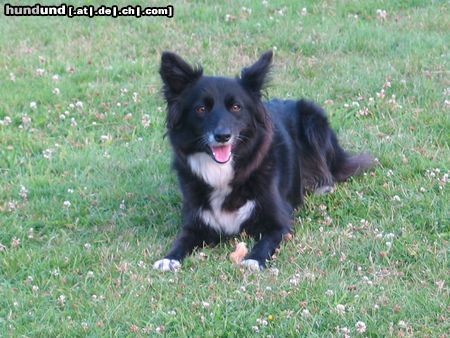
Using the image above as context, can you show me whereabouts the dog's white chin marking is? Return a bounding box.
[187,152,234,188]
[187,152,255,235]
[153,259,181,272]
[241,259,262,271]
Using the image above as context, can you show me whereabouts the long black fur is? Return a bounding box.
[155,51,373,271]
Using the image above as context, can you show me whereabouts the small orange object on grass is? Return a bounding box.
[229,242,248,264]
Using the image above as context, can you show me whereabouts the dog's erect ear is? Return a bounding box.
[160,52,203,100]
[240,50,273,95]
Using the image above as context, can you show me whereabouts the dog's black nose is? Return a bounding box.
[214,129,232,143]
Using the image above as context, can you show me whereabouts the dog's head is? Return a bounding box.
[160,51,273,164]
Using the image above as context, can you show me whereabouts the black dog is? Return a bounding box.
[153,51,372,271]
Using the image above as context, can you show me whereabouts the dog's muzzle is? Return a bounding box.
[208,129,233,163]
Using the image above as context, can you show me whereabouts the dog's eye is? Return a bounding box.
[196,106,206,115]
[230,104,241,112]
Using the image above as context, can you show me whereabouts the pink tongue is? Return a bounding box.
[211,145,232,163]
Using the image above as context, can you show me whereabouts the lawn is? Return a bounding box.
[0,0,449,336]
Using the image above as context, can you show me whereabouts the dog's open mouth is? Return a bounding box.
[210,144,232,164]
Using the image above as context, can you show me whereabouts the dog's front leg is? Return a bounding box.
[153,227,217,272]
[241,229,284,271]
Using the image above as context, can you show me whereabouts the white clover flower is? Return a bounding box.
[256,318,268,326]
[225,14,236,22]
[269,267,279,276]
[435,280,445,290]
[241,7,252,15]
[58,294,66,306]
[119,200,126,210]
[290,275,300,286]
[1,116,12,126]
[141,114,151,128]
[385,233,395,240]
[360,219,370,227]
[336,304,346,315]
[301,309,311,318]
[8,201,17,211]
[376,89,386,99]
[11,237,21,248]
[398,320,408,329]
[340,326,350,338]
[376,9,387,20]
[355,321,367,333]
[22,115,32,127]
[392,195,401,202]
[357,107,369,116]
[19,185,28,199]
[43,149,54,160]
[100,134,112,142]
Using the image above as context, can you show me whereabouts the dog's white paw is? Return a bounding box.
[153,258,181,272]
[314,185,335,195]
[241,259,263,272]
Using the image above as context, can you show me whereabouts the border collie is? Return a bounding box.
[153,51,373,271]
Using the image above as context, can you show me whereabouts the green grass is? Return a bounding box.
[1,0,449,336]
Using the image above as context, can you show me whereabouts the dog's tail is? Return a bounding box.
[297,99,374,185]
[333,152,374,182]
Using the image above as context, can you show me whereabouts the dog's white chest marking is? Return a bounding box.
[187,153,255,235]
[201,189,256,235]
